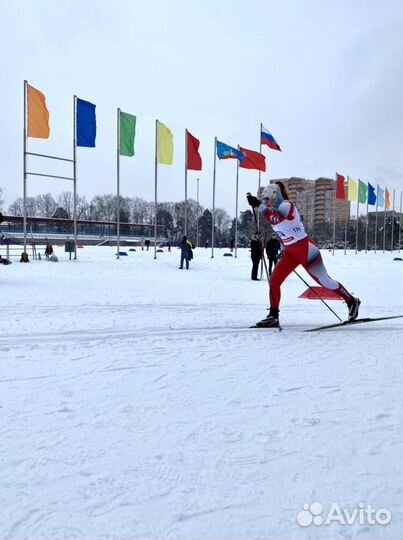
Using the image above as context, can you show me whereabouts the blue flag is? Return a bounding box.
[77,98,96,147]
[216,141,244,162]
[377,186,385,207]
[368,183,377,205]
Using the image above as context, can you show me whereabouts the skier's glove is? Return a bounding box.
[246,193,261,208]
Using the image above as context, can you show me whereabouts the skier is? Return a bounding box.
[247,181,361,328]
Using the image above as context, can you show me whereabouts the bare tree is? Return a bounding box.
[214,207,232,245]
[8,198,24,216]
[36,193,57,217]
[129,196,149,223]
[25,197,37,216]
[56,192,74,218]
[76,195,89,219]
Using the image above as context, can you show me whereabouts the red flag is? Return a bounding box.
[239,147,266,172]
[336,172,345,199]
[186,130,202,170]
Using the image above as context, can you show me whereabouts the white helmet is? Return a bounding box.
[261,183,278,200]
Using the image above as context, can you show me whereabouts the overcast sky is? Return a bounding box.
[1,0,402,216]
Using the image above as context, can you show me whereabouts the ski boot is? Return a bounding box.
[255,308,280,328]
[347,297,361,321]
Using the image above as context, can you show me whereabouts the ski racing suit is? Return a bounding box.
[259,200,353,310]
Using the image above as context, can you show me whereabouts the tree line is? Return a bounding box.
[6,192,264,247]
[7,191,394,249]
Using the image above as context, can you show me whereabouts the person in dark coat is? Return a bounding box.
[179,235,193,270]
[250,232,262,280]
[44,241,54,260]
[265,233,281,276]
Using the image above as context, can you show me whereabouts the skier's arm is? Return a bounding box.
[259,201,293,225]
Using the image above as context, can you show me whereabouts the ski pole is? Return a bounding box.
[251,203,342,322]
[260,230,268,280]
[292,269,342,322]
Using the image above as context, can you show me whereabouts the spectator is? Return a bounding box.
[145,239,151,251]
[44,242,54,260]
[250,232,262,281]
[179,235,193,270]
[265,233,281,276]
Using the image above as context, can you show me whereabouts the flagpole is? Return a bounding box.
[235,145,240,258]
[211,137,217,259]
[73,95,78,259]
[374,185,379,254]
[398,191,402,254]
[258,122,262,228]
[344,176,349,255]
[391,189,395,252]
[365,184,369,253]
[196,177,200,248]
[23,80,27,255]
[116,108,121,259]
[258,123,262,193]
[184,129,188,237]
[154,119,158,259]
[355,184,359,254]
[332,173,336,256]
[383,188,387,253]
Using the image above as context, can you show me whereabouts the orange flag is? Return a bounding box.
[27,84,50,138]
[385,188,391,209]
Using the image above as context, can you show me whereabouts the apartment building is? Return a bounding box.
[268,176,350,231]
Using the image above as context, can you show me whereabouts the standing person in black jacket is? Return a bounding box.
[266,233,281,277]
[179,235,193,270]
[250,232,262,280]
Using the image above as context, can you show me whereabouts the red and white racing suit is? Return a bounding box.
[259,200,353,310]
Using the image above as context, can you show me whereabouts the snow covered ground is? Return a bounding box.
[1,245,402,540]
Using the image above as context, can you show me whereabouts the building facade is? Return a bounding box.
[269,176,351,233]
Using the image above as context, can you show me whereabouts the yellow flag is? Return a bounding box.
[347,177,357,201]
[385,188,391,209]
[27,84,50,138]
[157,121,174,165]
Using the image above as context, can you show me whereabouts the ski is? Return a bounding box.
[249,324,282,331]
[305,315,403,333]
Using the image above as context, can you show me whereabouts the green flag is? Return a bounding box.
[120,111,136,157]
[358,179,368,204]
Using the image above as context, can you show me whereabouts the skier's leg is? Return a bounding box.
[302,239,360,318]
[302,239,353,303]
[269,250,299,310]
[255,250,298,327]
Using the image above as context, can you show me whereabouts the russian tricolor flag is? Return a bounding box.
[261,125,282,151]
